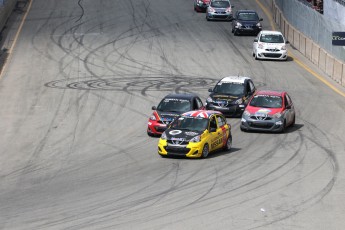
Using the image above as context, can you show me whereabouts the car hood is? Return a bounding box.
[210,94,242,102]
[164,129,204,142]
[246,107,283,116]
[238,20,259,25]
[260,42,285,49]
[155,111,180,123]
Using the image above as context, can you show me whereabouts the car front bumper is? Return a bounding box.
[256,49,288,60]
[158,140,204,158]
[206,103,245,117]
[240,116,284,132]
[235,26,261,35]
[207,12,233,21]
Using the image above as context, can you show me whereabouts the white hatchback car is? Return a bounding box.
[252,30,288,61]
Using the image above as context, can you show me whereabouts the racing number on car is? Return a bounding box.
[211,136,222,149]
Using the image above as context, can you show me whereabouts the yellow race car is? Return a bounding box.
[158,110,232,158]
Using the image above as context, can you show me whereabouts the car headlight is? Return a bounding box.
[206,97,214,103]
[225,7,231,13]
[273,113,282,118]
[161,132,167,140]
[236,22,242,27]
[149,114,157,121]
[243,110,251,116]
[234,98,243,104]
[190,135,201,143]
[256,22,261,27]
[258,43,264,49]
[281,45,286,50]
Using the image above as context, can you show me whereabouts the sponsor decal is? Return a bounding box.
[169,130,182,135]
[170,137,185,145]
[185,132,199,136]
[332,32,345,46]
[211,138,222,149]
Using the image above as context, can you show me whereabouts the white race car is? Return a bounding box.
[252,30,288,61]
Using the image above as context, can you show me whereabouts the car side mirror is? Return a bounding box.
[232,5,235,8]
[208,88,213,92]
[259,18,263,21]
[254,38,258,42]
[285,40,289,44]
[286,105,291,109]
[210,127,217,132]
[152,106,157,110]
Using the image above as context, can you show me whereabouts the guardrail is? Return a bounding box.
[272,0,345,87]
[0,0,17,35]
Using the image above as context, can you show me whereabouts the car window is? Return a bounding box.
[286,94,292,106]
[213,82,245,96]
[209,116,218,130]
[170,116,208,132]
[211,1,230,8]
[157,98,191,112]
[250,95,283,108]
[249,81,255,93]
[216,115,226,127]
[238,12,259,21]
[260,34,284,43]
[196,97,203,109]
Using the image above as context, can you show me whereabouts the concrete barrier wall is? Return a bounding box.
[0,0,17,33]
[272,0,344,87]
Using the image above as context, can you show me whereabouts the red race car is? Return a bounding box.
[240,90,296,133]
[147,93,204,137]
[194,0,210,12]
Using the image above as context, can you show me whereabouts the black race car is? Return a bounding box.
[205,76,256,117]
[147,93,205,136]
[231,10,263,36]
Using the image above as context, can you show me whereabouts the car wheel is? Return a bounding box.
[201,144,209,158]
[231,28,234,33]
[255,53,259,60]
[206,16,210,21]
[223,135,232,151]
[147,132,155,137]
[281,120,286,133]
[234,29,239,36]
[291,115,295,127]
[240,126,246,132]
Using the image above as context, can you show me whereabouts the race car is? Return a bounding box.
[240,90,296,132]
[206,0,234,21]
[147,93,204,137]
[194,0,210,12]
[158,110,232,158]
[253,30,289,61]
[205,76,256,117]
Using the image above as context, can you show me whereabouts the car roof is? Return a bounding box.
[260,30,283,35]
[164,93,199,100]
[219,75,251,84]
[255,90,285,97]
[182,110,222,118]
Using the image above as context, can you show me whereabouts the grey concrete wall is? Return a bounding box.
[0,0,17,34]
[272,0,344,88]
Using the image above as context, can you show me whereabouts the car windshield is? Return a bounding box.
[170,117,209,132]
[157,98,191,112]
[211,1,230,8]
[249,95,283,108]
[260,34,284,43]
[213,82,244,96]
[238,12,259,21]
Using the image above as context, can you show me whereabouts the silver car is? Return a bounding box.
[206,0,234,21]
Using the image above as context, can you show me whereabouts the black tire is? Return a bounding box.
[291,115,295,127]
[240,126,246,132]
[234,30,239,36]
[281,120,286,133]
[223,135,232,151]
[147,132,155,137]
[201,144,209,158]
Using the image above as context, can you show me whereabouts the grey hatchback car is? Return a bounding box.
[206,0,234,21]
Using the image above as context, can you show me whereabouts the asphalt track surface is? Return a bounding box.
[0,0,345,229]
